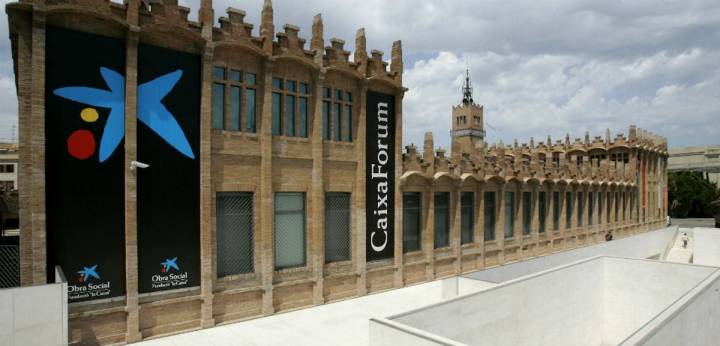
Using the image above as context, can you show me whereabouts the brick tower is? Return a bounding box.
[451,70,485,159]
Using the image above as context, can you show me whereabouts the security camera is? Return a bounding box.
[130,160,150,171]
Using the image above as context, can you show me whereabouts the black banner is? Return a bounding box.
[45,27,126,302]
[137,44,200,293]
[365,91,396,261]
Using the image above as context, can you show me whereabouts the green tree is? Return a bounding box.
[668,171,720,218]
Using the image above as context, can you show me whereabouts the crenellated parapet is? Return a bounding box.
[8,0,404,86]
[402,125,668,186]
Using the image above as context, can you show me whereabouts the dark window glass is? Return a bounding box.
[323,101,330,140]
[216,192,254,276]
[607,192,611,223]
[272,92,282,135]
[598,192,603,225]
[346,91,353,102]
[287,80,297,92]
[434,192,450,248]
[213,66,225,80]
[615,192,620,222]
[539,191,547,233]
[461,192,474,244]
[504,192,515,239]
[403,192,421,252]
[299,97,308,138]
[577,192,584,227]
[566,192,573,229]
[522,191,532,235]
[272,77,283,90]
[230,86,241,131]
[246,89,256,132]
[212,83,225,130]
[246,73,257,85]
[274,193,306,269]
[286,95,296,136]
[300,82,309,94]
[552,191,560,231]
[335,89,343,100]
[325,193,351,263]
[333,103,341,141]
[588,192,594,226]
[484,192,496,241]
[230,69,242,82]
[343,104,352,142]
[323,87,331,99]
[6,165,14,174]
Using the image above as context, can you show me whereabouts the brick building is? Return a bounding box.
[7,0,668,344]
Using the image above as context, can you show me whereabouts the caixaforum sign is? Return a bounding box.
[366,91,396,261]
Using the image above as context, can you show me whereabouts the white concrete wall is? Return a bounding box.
[0,283,67,346]
[692,228,720,266]
[389,259,605,346]
[621,270,720,346]
[464,227,676,283]
[602,258,716,345]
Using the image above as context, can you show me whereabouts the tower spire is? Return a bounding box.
[462,69,473,105]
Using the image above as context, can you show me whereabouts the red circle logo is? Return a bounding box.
[67,129,96,160]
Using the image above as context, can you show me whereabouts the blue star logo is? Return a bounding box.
[78,265,100,282]
[161,257,179,272]
[53,67,195,162]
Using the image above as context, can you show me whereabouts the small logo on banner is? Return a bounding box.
[68,264,111,301]
[152,257,189,289]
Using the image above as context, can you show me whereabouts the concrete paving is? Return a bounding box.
[136,279,496,346]
[666,229,693,263]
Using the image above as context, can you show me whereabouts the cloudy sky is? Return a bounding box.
[1,0,719,149]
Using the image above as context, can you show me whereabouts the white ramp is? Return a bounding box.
[693,227,720,266]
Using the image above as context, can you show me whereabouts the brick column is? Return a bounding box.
[14,8,34,286]
[30,8,47,285]
[123,26,142,343]
[259,59,275,315]
[355,81,368,295]
[423,185,434,280]
[451,186,461,274]
[475,185,484,269]
[311,71,325,304]
[198,44,215,328]
[496,184,505,264]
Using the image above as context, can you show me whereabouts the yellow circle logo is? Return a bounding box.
[80,108,99,123]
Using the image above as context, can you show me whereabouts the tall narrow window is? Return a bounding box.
[213,67,256,133]
[615,192,620,222]
[552,191,560,231]
[504,191,515,239]
[333,102,342,141]
[484,192,496,241]
[299,97,308,138]
[230,86,241,131]
[622,192,627,221]
[607,191,611,223]
[216,192,254,276]
[323,101,330,140]
[285,94,296,136]
[212,82,225,130]
[522,191,532,235]
[577,191,584,227]
[403,192,421,252]
[539,191,547,233]
[598,192,603,225]
[246,88,256,132]
[566,191,573,229]
[461,192,474,244]
[325,193,351,263]
[274,193,306,269]
[434,192,450,248]
[588,192,594,226]
[343,104,352,142]
[272,92,282,135]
